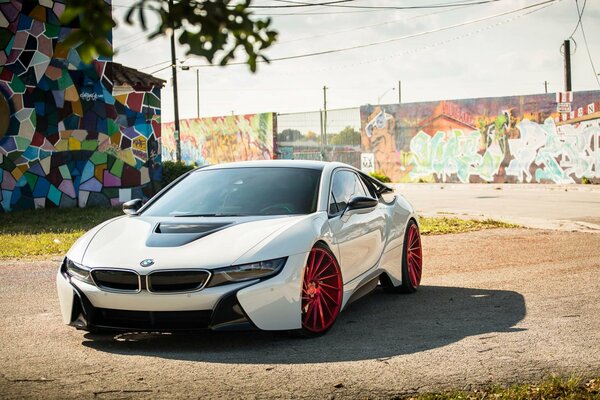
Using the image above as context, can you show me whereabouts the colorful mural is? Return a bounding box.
[361,91,600,183]
[0,0,164,211]
[162,113,275,165]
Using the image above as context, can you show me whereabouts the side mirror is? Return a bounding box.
[342,196,378,218]
[122,198,143,215]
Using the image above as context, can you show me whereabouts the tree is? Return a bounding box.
[305,131,318,141]
[278,129,302,142]
[329,126,361,146]
[62,0,278,72]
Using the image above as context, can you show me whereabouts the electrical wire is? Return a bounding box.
[113,0,504,15]
[168,0,558,72]
[141,59,172,71]
[114,32,153,52]
[253,8,383,15]
[276,5,465,45]
[248,0,357,8]
[574,0,600,87]
[127,4,465,62]
[250,0,506,9]
[301,0,556,74]
[568,0,586,39]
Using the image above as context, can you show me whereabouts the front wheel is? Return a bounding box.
[299,244,343,336]
[384,220,423,293]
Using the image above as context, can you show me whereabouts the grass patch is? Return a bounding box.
[0,207,122,259]
[409,376,599,399]
[420,217,519,236]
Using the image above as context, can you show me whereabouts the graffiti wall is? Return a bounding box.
[162,113,275,165]
[0,1,163,211]
[361,90,600,183]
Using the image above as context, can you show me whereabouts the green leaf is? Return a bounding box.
[62,0,278,72]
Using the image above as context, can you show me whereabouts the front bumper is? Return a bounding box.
[56,252,308,332]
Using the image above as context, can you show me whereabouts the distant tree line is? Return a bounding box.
[278,126,361,146]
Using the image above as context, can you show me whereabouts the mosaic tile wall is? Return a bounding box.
[0,0,162,211]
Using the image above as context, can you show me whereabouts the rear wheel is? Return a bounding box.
[300,244,343,336]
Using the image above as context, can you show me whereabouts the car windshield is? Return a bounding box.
[143,167,322,217]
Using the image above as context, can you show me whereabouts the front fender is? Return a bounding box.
[236,252,308,330]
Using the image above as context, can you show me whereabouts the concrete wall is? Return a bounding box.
[0,1,162,211]
[360,91,600,183]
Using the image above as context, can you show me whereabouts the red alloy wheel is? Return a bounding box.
[406,223,423,289]
[301,246,343,333]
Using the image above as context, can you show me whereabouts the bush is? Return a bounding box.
[582,176,591,184]
[161,161,196,187]
[369,170,391,183]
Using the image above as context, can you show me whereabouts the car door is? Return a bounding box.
[327,169,386,283]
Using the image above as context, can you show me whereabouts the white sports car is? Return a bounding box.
[56,160,422,336]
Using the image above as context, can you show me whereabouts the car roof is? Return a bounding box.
[196,160,352,171]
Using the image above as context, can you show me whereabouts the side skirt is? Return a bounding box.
[344,275,380,308]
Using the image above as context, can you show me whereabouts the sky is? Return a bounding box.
[111,0,600,123]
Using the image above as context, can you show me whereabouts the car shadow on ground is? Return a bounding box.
[82,285,526,364]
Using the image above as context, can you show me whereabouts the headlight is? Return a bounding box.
[63,258,93,285]
[206,258,287,288]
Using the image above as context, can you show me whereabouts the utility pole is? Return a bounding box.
[196,69,200,118]
[319,108,324,160]
[169,0,181,162]
[323,86,328,147]
[544,80,548,94]
[563,39,572,92]
[398,80,402,104]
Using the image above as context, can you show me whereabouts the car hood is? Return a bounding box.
[79,215,306,272]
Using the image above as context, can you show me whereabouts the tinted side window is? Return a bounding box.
[329,170,368,215]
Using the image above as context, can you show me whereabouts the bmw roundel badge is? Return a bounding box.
[140,259,155,267]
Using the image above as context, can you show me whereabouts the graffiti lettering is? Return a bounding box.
[360,93,600,184]
[79,92,104,101]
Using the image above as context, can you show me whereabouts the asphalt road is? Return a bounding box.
[396,183,600,231]
[1,228,599,399]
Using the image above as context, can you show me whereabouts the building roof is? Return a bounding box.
[110,63,166,90]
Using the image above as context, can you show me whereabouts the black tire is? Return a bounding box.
[382,219,423,294]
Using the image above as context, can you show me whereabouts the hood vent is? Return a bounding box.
[146,222,234,247]
[155,222,231,234]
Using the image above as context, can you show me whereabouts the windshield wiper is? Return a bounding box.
[172,213,250,217]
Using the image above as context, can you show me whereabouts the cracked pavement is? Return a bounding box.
[1,228,599,399]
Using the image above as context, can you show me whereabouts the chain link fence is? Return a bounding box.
[276,107,361,168]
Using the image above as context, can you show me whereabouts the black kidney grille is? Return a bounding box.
[92,270,140,292]
[148,270,210,293]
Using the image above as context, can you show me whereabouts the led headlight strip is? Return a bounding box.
[63,258,94,285]
[206,257,287,288]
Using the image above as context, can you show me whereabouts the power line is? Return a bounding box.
[568,0,586,39]
[174,0,558,71]
[248,0,357,8]
[254,8,381,15]
[574,0,600,87]
[114,32,153,52]
[276,5,466,45]
[112,0,356,11]
[143,59,172,71]
[113,0,508,16]
[250,0,507,9]
[300,1,557,75]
